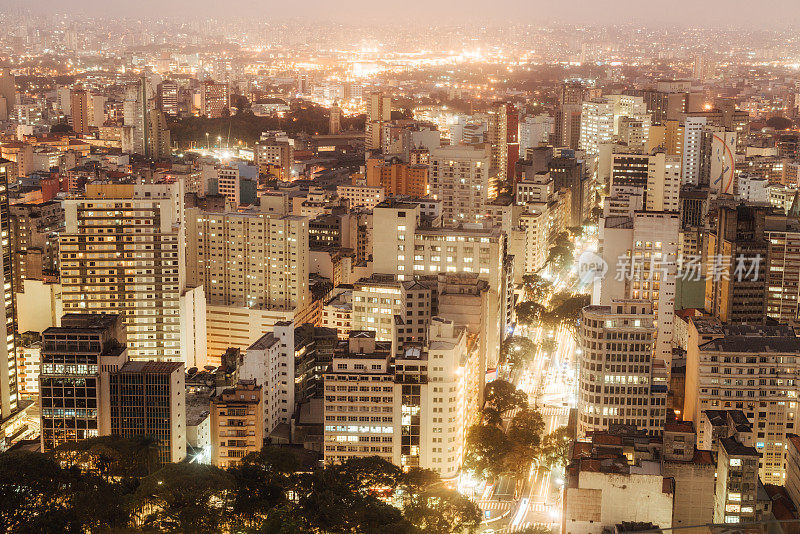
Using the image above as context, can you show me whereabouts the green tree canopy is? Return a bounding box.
[462,424,513,479]
[500,336,538,370]
[516,301,546,327]
[539,426,574,470]
[521,273,549,302]
[484,379,529,413]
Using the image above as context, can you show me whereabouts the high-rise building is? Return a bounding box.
[577,300,667,438]
[519,114,552,154]
[0,160,18,429]
[329,102,342,135]
[365,92,391,150]
[681,117,707,185]
[365,158,428,197]
[70,88,89,134]
[122,78,149,155]
[597,211,679,367]
[580,95,650,155]
[765,214,800,322]
[10,201,63,293]
[611,152,680,212]
[555,104,582,150]
[0,68,15,122]
[684,319,800,485]
[210,381,264,467]
[351,274,435,349]
[371,200,510,368]
[241,322,295,436]
[201,81,230,119]
[60,180,199,364]
[109,360,186,463]
[185,206,310,356]
[39,314,128,451]
[429,145,491,226]
[146,110,171,160]
[704,204,769,323]
[157,80,179,116]
[487,102,510,184]
[254,137,294,181]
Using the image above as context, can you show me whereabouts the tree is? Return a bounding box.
[135,463,235,533]
[484,379,529,414]
[504,408,546,474]
[516,301,546,327]
[403,486,482,534]
[508,407,545,451]
[521,273,548,302]
[480,407,503,427]
[500,336,537,369]
[543,294,590,337]
[539,426,574,470]
[462,424,513,479]
[547,244,573,272]
[540,337,557,356]
[0,451,81,533]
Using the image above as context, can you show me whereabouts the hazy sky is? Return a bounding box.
[2,0,800,28]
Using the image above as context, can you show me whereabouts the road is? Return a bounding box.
[479,233,596,533]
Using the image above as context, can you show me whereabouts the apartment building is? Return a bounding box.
[684,319,800,484]
[578,300,667,438]
[60,180,200,364]
[429,145,491,226]
[210,381,264,467]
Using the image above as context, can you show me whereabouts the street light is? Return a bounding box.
[205,132,209,150]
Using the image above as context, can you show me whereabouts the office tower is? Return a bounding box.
[10,201,63,293]
[519,114,552,154]
[365,158,428,197]
[579,99,615,155]
[487,102,511,184]
[559,82,584,105]
[765,214,800,322]
[598,211,679,367]
[157,80,179,116]
[185,207,310,356]
[122,78,148,155]
[577,300,667,438]
[60,180,196,363]
[109,361,186,463]
[429,145,491,226]
[39,314,128,451]
[684,319,800,484]
[329,102,342,135]
[611,152,680,212]
[0,68,15,121]
[549,154,592,226]
[254,137,294,181]
[681,117,707,185]
[146,110,171,159]
[201,80,230,118]
[714,438,761,524]
[70,88,89,134]
[705,204,768,323]
[555,104,582,150]
[210,381,264,467]
[365,92,391,150]
[241,322,295,435]
[0,160,17,431]
[396,318,467,476]
[351,274,435,349]
[371,200,509,368]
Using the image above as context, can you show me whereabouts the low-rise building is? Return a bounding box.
[210,381,264,468]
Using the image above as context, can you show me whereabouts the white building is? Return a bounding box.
[336,184,385,210]
[60,179,205,365]
[429,145,491,226]
[681,117,707,185]
[577,300,667,438]
[597,211,679,368]
[241,321,295,436]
